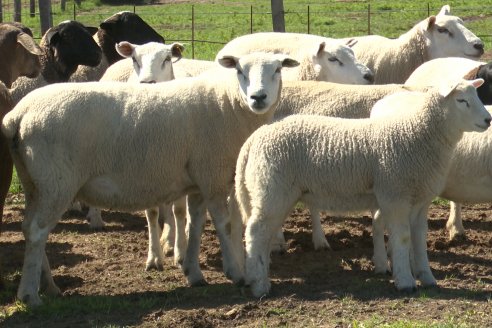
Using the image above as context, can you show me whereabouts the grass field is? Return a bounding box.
[1,0,492,60]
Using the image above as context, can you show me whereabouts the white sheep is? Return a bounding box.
[217,32,374,84]
[2,52,299,306]
[70,11,165,82]
[100,41,184,84]
[10,20,102,105]
[232,79,490,297]
[346,5,484,84]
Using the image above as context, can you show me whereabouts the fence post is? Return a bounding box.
[307,5,310,34]
[0,0,2,23]
[271,0,285,32]
[30,0,36,17]
[427,3,430,17]
[14,0,21,22]
[192,5,195,59]
[250,5,253,34]
[367,4,371,35]
[73,2,76,20]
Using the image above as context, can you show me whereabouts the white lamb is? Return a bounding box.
[346,5,484,84]
[100,41,184,83]
[217,32,374,84]
[232,79,489,297]
[2,52,299,306]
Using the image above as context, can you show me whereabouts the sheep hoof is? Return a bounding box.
[397,286,417,294]
[163,246,174,257]
[145,262,164,271]
[21,294,43,307]
[235,278,246,287]
[190,279,208,287]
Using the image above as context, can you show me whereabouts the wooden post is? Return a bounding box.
[14,0,22,22]
[30,0,36,17]
[367,4,371,35]
[0,0,3,23]
[39,0,53,35]
[271,0,285,32]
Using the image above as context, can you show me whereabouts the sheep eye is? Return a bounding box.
[132,57,140,67]
[275,67,281,74]
[328,57,343,66]
[437,27,449,34]
[237,69,244,76]
[457,99,469,107]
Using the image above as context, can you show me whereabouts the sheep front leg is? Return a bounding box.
[159,202,175,256]
[207,196,244,285]
[410,204,437,287]
[381,202,416,292]
[446,201,465,240]
[40,252,61,296]
[145,207,165,271]
[87,207,105,229]
[310,208,331,250]
[269,227,287,253]
[182,193,207,286]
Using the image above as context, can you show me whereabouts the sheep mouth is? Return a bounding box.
[464,52,483,59]
[475,123,490,131]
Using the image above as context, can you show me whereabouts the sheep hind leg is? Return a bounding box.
[372,209,391,274]
[145,207,165,271]
[171,197,188,266]
[17,193,67,306]
[182,193,207,286]
[310,208,331,250]
[269,228,287,254]
[446,201,465,241]
[207,195,244,285]
[410,203,437,288]
[87,206,105,230]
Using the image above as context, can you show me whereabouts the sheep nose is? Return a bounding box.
[364,72,374,83]
[485,117,491,127]
[251,94,267,101]
[141,80,156,84]
[474,42,485,55]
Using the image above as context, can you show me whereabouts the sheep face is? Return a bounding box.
[476,63,492,105]
[312,40,374,85]
[44,21,102,69]
[99,11,165,65]
[424,5,484,60]
[218,53,299,114]
[442,79,491,132]
[116,41,184,84]
[0,24,42,87]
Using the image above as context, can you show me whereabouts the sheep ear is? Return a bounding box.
[470,78,484,89]
[115,41,135,58]
[463,66,481,80]
[281,57,300,68]
[438,5,451,16]
[17,33,43,55]
[45,28,60,46]
[316,42,326,56]
[85,26,99,36]
[170,43,185,58]
[345,38,358,48]
[217,55,239,69]
[427,16,436,30]
[439,81,460,98]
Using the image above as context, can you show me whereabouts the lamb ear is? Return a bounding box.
[17,33,43,55]
[217,55,239,69]
[170,42,185,58]
[115,41,135,58]
[427,16,436,30]
[45,28,60,46]
[438,5,451,16]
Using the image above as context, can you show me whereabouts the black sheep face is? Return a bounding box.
[476,62,492,105]
[45,20,102,69]
[98,11,165,65]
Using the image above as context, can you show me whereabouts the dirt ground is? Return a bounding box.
[0,194,491,327]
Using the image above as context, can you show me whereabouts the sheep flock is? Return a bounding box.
[1,4,491,309]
